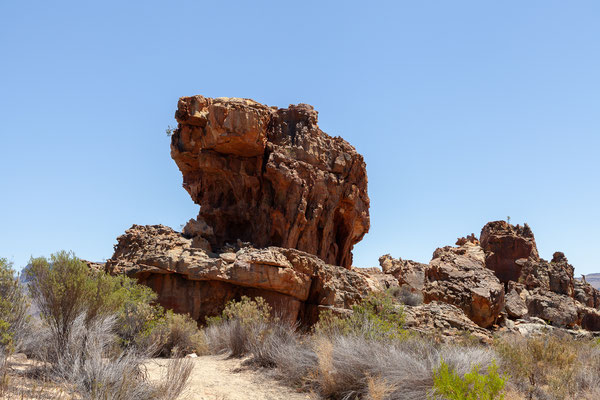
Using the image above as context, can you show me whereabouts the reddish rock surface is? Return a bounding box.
[480,221,539,284]
[403,301,492,342]
[423,242,505,328]
[105,225,377,325]
[378,254,428,292]
[171,96,370,268]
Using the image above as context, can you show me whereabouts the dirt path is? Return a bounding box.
[146,355,313,400]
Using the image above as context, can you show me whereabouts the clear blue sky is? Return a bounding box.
[1,1,599,275]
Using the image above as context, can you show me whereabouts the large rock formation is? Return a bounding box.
[106,225,378,325]
[171,96,370,268]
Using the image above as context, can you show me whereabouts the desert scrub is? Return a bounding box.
[431,359,506,400]
[25,250,194,357]
[495,334,590,399]
[149,311,207,357]
[205,296,273,357]
[0,258,29,352]
[314,291,407,342]
[206,295,271,326]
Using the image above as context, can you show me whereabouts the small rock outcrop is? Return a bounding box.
[171,96,370,268]
[423,242,505,328]
[378,254,427,292]
[106,225,377,325]
[480,221,539,284]
[403,301,492,342]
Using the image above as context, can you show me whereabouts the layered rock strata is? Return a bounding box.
[105,225,377,325]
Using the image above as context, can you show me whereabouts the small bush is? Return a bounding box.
[314,291,407,342]
[205,296,273,357]
[49,313,193,400]
[150,311,207,357]
[0,258,29,352]
[207,295,271,326]
[432,359,506,400]
[388,285,423,306]
[495,334,580,399]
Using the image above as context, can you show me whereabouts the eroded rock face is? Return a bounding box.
[423,242,505,328]
[171,96,370,268]
[378,254,427,292]
[105,225,376,325]
[403,301,492,342]
[480,221,539,284]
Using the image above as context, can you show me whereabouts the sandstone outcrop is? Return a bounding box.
[378,254,427,292]
[480,221,539,284]
[372,221,600,335]
[171,96,370,268]
[106,225,376,325]
[403,301,492,342]
[423,242,505,328]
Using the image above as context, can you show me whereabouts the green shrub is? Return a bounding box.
[206,295,271,326]
[432,359,506,400]
[26,250,169,354]
[0,258,29,351]
[314,291,407,341]
[150,311,207,357]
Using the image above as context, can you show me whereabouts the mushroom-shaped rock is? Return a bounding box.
[171,96,370,268]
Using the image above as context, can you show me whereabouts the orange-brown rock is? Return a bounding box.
[403,301,492,342]
[171,96,370,268]
[423,241,505,328]
[480,221,539,284]
[105,225,377,325]
[378,254,427,292]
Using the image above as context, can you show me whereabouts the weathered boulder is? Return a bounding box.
[171,96,370,268]
[515,252,575,297]
[525,289,579,328]
[574,279,600,308]
[105,225,376,325]
[480,221,539,284]
[378,254,427,292]
[354,267,400,290]
[423,242,505,328]
[403,301,492,342]
[504,282,529,319]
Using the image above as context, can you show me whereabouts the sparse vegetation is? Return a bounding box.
[432,359,506,400]
[314,291,407,341]
[5,252,600,399]
[2,251,195,399]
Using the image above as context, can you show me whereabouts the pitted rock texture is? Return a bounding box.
[171,96,370,268]
[105,225,376,325]
[378,254,428,292]
[423,242,505,328]
[403,301,492,342]
[480,221,539,284]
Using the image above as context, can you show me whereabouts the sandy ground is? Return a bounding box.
[145,355,313,400]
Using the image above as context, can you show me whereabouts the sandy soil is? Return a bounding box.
[145,354,313,400]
